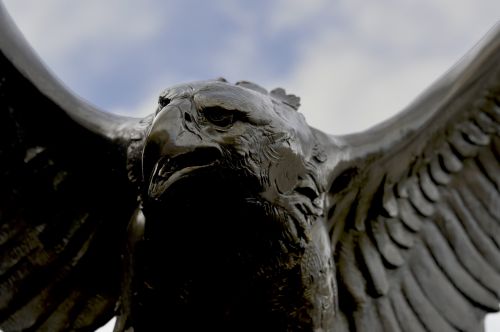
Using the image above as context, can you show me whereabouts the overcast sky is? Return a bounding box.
[2,0,500,331]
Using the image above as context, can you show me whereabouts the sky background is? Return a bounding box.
[2,0,500,331]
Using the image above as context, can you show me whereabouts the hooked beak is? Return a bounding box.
[142,105,221,199]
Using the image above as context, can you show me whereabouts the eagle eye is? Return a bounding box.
[156,97,171,115]
[158,97,171,108]
[203,107,235,128]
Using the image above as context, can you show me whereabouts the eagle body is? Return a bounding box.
[118,81,337,331]
[1,4,500,331]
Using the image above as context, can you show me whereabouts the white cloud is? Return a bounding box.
[281,27,452,134]
[267,0,331,33]
[272,0,500,134]
[111,87,160,117]
[211,29,261,81]
[3,0,165,72]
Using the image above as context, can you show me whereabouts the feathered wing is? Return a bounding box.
[0,4,149,331]
[327,24,500,331]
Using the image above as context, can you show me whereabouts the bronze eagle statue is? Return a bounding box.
[1,3,500,332]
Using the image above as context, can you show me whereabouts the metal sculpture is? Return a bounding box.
[1,3,499,332]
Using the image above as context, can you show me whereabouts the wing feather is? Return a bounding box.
[0,4,150,331]
[422,222,499,311]
[358,233,389,296]
[407,178,435,217]
[457,181,500,249]
[385,218,414,249]
[411,245,478,330]
[429,156,452,184]
[397,199,422,232]
[327,23,500,331]
[371,217,405,268]
[389,289,427,332]
[417,167,440,201]
[448,188,500,272]
[475,111,498,134]
[476,149,500,190]
[403,272,457,332]
[375,297,402,332]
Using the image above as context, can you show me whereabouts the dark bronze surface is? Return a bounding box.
[1,3,500,332]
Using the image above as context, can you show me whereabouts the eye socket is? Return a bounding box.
[203,107,235,128]
[156,97,171,115]
[158,97,171,108]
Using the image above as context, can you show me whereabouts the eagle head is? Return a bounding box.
[136,79,336,331]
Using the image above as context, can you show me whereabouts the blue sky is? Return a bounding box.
[2,1,500,331]
[5,0,500,136]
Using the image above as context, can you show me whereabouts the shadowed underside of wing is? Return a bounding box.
[328,24,500,332]
[0,4,147,331]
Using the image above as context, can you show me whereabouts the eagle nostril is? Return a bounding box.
[184,112,192,123]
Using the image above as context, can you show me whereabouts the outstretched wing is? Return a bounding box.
[0,4,149,331]
[327,24,500,331]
